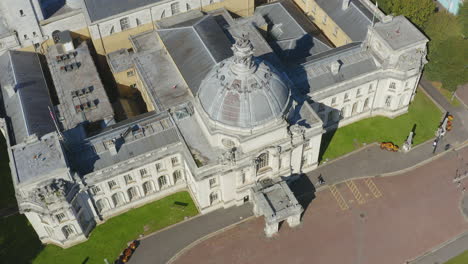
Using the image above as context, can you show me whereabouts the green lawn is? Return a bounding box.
[33,191,198,264]
[445,250,468,264]
[319,89,442,162]
[0,191,197,264]
[0,214,43,264]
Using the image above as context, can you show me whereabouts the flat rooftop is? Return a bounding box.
[47,41,114,130]
[12,133,67,184]
[374,16,428,50]
[131,31,191,110]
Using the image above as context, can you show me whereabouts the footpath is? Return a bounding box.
[131,80,468,264]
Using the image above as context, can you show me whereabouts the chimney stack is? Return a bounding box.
[331,61,342,75]
[342,0,350,10]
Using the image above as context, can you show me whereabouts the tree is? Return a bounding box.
[458,3,468,37]
[387,0,436,28]
[424,11,461,42]
[425,37,468,91]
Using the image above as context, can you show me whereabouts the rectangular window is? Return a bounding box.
[368,84,374,93]
[389,82,396,89]
[318,103,325,112]
[120,17,130,31]
[344,93,349,101]
[155,162,163,172]
[171,2,180,15]
[139,169,148,177]
[209,178,217,188]
[55,213,66,223]
[110,26,115,35]
[19,10,25,16]
[91,186,101,195]
[333,26,338,36]
[312,5,317,14]
[127,70,134,77]
[331,97,336,105]
[124,174,135,183]
[171,157,179,166]
[108,180,118,190]
[24,34,28,40]
[322,15,327,25]
[357,88,361,97]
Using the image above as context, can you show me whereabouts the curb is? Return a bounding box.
[319,142,378,167]
[167,215,256,264]
[317,140,468,189]
[407,230,468,263]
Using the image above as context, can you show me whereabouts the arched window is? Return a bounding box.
[62,225,75,239]
[352,102,359,115]
[158,176,167,189]
[363,98,370,110]
[340,107,345,118]
[210,192,219,205]
[256,153,269,172]
[142,181,154,195]
[112,192,125,207]
[127,187,139,201]
[96,198,109,213]
[52,30,61,44]
[399,95,407,107]
[173,170,182,184]
[327,111,334,124]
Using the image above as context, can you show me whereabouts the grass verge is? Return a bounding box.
[432,81,461,107]
[445,250,468,264]
[319,89,442,162]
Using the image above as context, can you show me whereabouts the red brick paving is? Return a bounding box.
[174,147,468,264]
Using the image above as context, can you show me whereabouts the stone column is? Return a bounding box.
[264,221,279,237]
[287,213,301,228]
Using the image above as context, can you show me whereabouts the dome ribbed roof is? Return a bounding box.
[197,35,290,129]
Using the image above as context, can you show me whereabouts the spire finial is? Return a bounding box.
[231,33,255,72]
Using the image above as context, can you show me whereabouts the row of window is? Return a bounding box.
[96,174,182,212]
[91,169,182,195]
[91,157,181,194]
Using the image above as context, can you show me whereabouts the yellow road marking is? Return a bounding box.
[364,178,382,198]
[329,185,349,210]
[346,180,366,204]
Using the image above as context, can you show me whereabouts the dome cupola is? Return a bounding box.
[197,34,290,130]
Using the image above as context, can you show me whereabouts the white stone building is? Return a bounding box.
[0,0,428,248]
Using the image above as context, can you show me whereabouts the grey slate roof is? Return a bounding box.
[157,15,233,94]
[314,0,376,42]
[70,112,181,175]
[0,51,55,145]
[255,0,332,63]
[290,42,379,94]
[83,0,164,23]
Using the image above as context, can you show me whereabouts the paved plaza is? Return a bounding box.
[173,146,468,264]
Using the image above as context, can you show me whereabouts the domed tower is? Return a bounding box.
[197,34,291,133]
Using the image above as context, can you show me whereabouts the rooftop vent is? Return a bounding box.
[342,0,350,10]
[330,60,342,75]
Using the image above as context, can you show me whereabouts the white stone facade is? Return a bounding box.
[0,0,428,249]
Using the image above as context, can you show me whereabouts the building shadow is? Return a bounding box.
[287,174,316,217]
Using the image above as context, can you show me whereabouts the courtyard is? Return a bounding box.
[173,146,468,264]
